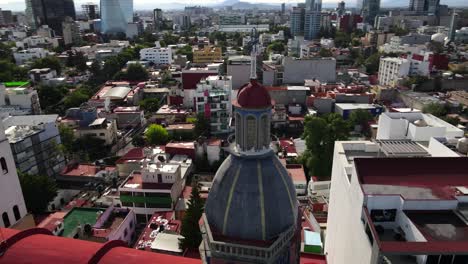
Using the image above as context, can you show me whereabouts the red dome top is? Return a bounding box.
[233,79,272,109]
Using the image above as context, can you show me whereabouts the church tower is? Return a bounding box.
[200,29,300,264]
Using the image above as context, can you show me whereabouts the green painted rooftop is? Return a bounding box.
[62,208,103,237]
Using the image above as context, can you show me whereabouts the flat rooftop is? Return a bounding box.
[62,208,102,237]
[405,210,468,242]
[121,171,173,190]
[62,164,116,177]
[355,157,468,200]
[135,211,181,250]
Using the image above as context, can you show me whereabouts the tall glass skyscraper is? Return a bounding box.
[26,0,76,35]
[100,0,133,35]
[359,0,380,25]
[304,0,322,40]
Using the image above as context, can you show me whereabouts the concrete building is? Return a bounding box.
[13,48,49,65]
[0,119,27,228]
[219,14,246,25]
[291,6,305,37]
[15,36,60,49]
[326,140,468,264]
[227,55,251,90]
[100,0,133,35]
[153,8,163,31]
[61,105,118,146]
[140,44,173,65]
[26,0,76,35]
[378,57,411,86]
[359,0,380,25]
[335,103,383,119]
[218,24,269,33]
[304,0,322,40]
[118,150,186,222]
[194,76,232,135]
[193,46,222,64]
[264,56,336,85]
[455,27,468,43]
[377,112,464,142]
[29,68,57,84]
[181,65,220,107]
[0,83,41,115]
[57,163,118,188]
[38,205,136,245]
[3,115,65,177]
[62,16,81,45]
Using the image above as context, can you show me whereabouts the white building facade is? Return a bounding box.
[140,46,173,65]
[378,57,410,86]
[0,120,27,228]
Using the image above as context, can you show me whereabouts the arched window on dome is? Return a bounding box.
[2,212,10,228]
[245,115,256,150]
[13,205,21,221]
[260,114,269,148]
[235,112,243,148]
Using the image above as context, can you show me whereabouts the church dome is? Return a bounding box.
[233,79,272,109]
[204,151,298,241]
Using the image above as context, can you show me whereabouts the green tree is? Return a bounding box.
[179,182,204,250]
[192,113,210,137]
[364,52,381,74]
[0,60,28,82]
[443,116,460,126]
[36,84,69,110]
[0,42,14,62]
[72,135,108,161]
[422,103,447,117]
[139,98,160,113]
[301,113,350,179]
[124,63,149,81]
[132,135,146,147]
[176,45,193,61]
[58,124,75,156]
[145,124,169,145]
[18,171,58,214]
[30,56,62,75]
[348,109,373,135]
[267,41,285,54]
[63,90,90,109]
[319,48,333,57]
[334,30,351,48]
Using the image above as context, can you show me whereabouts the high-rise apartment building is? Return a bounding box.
[0,120,27,228]
[153,8,163,31]
[291,5,305,37]
[409,0,440,14]
[304,0,322,40]
[359,0,380,25]
[100,0,133,35]
[337,1,346,16]
[82,3,99,20]
[26,0,76,36]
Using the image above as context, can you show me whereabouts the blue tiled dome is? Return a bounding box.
[204,150,298,241]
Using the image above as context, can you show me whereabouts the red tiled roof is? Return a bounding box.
[279,139,297,154]
[286,164,306,182]
[0,228,200,264]
[61,164,116,177]
[300,252,327,264]
[116,148,144,164]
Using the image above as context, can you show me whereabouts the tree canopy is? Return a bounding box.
[58,124,75,157]
[30,56,62,75]
[348,109,374,135]
[300,113,350,180]
[176,45,193,61]
[0,60,28,82]
[192,113,210,138]
[114,63,149,81]
[139,98,161,113]
[422,103,447,117]
[145,124,169,145]
[319,48,333,57]
[18,171,58,214]
[179,182,204,250]
[267,41,286,54]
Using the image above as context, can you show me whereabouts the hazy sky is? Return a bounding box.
[0,0,352,12]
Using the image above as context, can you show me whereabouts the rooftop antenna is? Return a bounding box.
[248,27,259,80]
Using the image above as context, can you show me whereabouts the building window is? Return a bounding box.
[2,212,10,228]
[13,205,21,221]
[260,115,269,148]
[245,116,256,150]
[1,157,8,174]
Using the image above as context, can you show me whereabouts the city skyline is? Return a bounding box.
[1,0,467,12]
